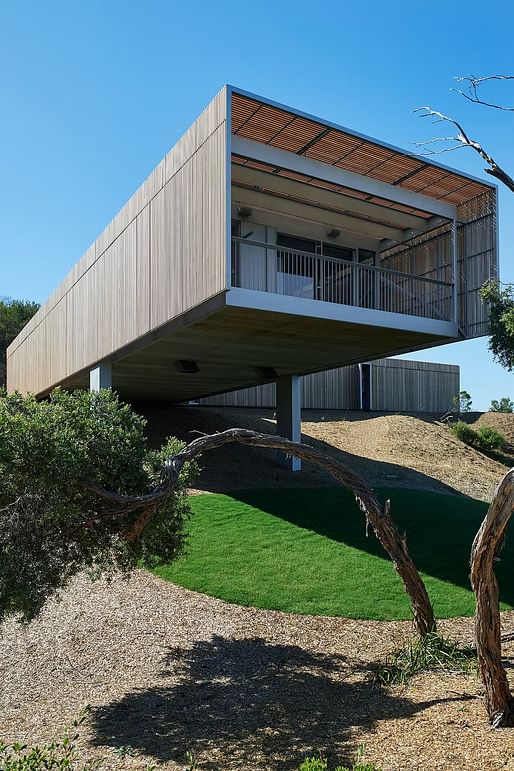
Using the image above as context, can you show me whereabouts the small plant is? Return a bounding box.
[476,425,507,453]
[299,747,381,771]
[376,631,476,686]
[450,420,507,456]
[450,420,477,445]
[184,750,197,770]
[0,710,100,770]
[115,745,137,758]
[299,758,328,771]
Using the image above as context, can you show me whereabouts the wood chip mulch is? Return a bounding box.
[2,571,514,770]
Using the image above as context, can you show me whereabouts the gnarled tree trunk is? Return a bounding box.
[471,467,514,727]
[88,428,436,636]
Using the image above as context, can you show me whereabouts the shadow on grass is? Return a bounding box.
[91,635,472,770]
[226,486,514,609]
[137,404,513,610]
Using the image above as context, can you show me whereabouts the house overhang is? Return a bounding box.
[227,85,496,210]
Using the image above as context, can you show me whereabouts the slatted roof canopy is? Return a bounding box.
[231,91,492,208]
[232,153,434,221]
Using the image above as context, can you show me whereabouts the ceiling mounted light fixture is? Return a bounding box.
[256,366,278,379]
[176,360,199,374]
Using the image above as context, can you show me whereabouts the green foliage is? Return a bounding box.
[0,298,40,385]
[299,754,381,771]
[376,632,476,686]
[480,279,514,371]
[0,711,97,770]
[451,390,472,413]
[490,397,514,413]
[0,389,197,622]
[299,759,329,771]
[450,420,506,455]
[450,420,477,445]
[476,425,507,452]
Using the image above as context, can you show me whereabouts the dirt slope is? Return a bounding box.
[139,405,510,501]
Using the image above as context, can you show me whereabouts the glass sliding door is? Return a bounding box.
[319,242,353,304]
[276,234,317,299]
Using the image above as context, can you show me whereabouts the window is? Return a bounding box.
[358,248,375,265]
[276,234,317,298]
[321,243,353,262]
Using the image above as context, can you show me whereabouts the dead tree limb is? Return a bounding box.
[452,75,514,112]
[413,74,514,194]
[414,107,514,194]
[86,428,436,636]
[470,467,514,727]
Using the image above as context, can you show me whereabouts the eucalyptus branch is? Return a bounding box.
[413,105,514,194]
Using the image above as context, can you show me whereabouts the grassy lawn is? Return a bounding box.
[153,487,514,620]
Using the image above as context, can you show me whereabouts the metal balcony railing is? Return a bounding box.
[231,237,454,322]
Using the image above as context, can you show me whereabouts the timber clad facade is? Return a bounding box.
[200,359,460,414]
[7,86,497,409]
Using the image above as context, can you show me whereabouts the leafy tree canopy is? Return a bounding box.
[490,397,514,413]
[0,389,196,622]
[0,297,40,385]
[452,390,473,413]
[0,297,40,352]
[480,280,514,372]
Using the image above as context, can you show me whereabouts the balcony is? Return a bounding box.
[231,235,455,323]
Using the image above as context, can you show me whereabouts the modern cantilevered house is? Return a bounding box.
[7,86,497,467]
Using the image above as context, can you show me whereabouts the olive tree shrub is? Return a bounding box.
[0,388,196,622]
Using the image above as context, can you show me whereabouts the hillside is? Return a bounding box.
[138,405,511,502]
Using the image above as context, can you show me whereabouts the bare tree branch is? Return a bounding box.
[84,428,436,636]
[413,105,514,194]
[452,75,514,112]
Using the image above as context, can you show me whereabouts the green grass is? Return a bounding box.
[153,487,514,621]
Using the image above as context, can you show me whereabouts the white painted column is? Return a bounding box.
[89,361,112,391]
[276,375,301,471]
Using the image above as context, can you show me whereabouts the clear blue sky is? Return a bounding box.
[0,0,512,410]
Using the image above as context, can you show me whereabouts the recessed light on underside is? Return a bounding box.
[176,360,199,374]
[256,366,278,379]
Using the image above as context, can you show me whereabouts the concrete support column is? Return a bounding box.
[89,361,112,391]
[276,375,301,471]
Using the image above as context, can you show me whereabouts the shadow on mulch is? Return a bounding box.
[91,635,472,770]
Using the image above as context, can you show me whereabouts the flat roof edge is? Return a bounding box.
[226,84,497,193]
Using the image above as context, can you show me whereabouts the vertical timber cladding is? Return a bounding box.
[199,367,360,409]
[370,359,460,413]
[200,359,458,413]
[457,188,498,338]
[6,87,228,395]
